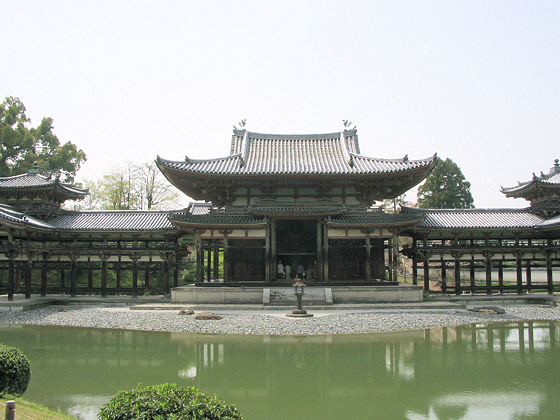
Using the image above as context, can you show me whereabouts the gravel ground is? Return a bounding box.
[1,304,560,335]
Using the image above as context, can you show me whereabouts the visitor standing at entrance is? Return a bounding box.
[277,261,285,279]
[285,264,291,281]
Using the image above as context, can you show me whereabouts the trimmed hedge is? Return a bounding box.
[0,344,31,397]
[98,383,243,420]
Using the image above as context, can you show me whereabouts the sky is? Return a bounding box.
[1,0,559,208]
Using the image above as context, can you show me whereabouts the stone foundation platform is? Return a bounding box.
[171,284,424,305]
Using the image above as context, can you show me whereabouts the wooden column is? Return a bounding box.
[497,259,504,294]
[25,258,32,299]
[144,262,150,296]
[387,239,393,282]
[365,235,371,283]
[196,238,203,283]
[223,236,229,283]
[41,253,48,297]
[454,254,462,296]
[101,255,108,297]
[131,254,139,298]
[484,254,492,295]
[212,244,219,281]
[173,254,179,288]
[316,221,323,281]
[70,254,78,298]
[115,258,122,295]
[423,253,430,293]
[206,242,212,281]
[525,261,532,289]
[412,238,418,285]
[60,264,66,295]
[392,235,398,282]
[163,258,170,297]
[323,222,329,283]
[516,254,523,295]
[469,255,475,289]
[87,260,94,295]
[265,223,272,282]
[440,258,447,294]
[546,254,554,295]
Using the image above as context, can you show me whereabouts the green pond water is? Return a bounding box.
[0,321,559,420]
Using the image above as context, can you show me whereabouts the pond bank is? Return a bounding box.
[1,301,560,335]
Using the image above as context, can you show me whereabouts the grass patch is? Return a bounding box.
[0,396,76,420]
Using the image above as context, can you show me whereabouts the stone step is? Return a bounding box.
[264,287,333,305]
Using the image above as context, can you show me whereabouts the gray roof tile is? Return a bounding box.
[0,173,87,196]
[412,208,544,230]
[158,130,435,176]
[48,210,179,231]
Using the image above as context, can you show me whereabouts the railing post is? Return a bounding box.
[5,400,15,420]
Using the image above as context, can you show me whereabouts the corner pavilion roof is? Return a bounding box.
[501,159,560,199]
[157,129,435,177]
[0,172,88,200]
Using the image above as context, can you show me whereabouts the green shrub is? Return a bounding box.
[98,383,243,420]
[0,344,31,397]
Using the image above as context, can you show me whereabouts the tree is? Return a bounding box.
[0,97,86,182]
[71,161,180,210]
[417,157,474,209]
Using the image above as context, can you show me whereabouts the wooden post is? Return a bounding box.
[196,238,203,283]
[516,255,523,295]
[131,254,139,298]
[173,254,179,288]
[87,260,94,295]
[316,221,323,281]
[163,259,170,297]
[101,255,108,298]
[144,262,150,296]
[7,255,15,301]
[116,259,122,295]
[485,256,492,295]
[387,239,393,282]
[60,264,66,295]
[265,223,271,283]
[212,244,219,281]
[440,258,447,294]
[206,242,212,281]
[41,253,48,297]
[497,259,504,294]
[423,254,430,293]
[365,235,371,283]
[525,261,532,289]
[469,255,475,289]
[25,259,32,299]
[454,256,461,296]
[323,222,329,283]
[223,236,229,283]
[547,255,554,295]
[412,238,418,285]
[70,256,78,297]
[5,400,16,420]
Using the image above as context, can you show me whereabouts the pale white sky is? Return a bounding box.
[1,0,558,208]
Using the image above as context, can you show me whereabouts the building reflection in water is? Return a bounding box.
[0,321,558,420]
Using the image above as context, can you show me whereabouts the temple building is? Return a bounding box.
[0,128,558,302]
[156,129,436,285]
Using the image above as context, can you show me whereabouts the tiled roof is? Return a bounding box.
[502,159,560,196]
[157,130,435,176]
[249,205,348,216]
[0,205,54,230]
[537,214,560,229]
[0,173,87,196]
[410,208,544,230]
[170,213,266,227]
[48,210,180,231]
[327,211,424,227]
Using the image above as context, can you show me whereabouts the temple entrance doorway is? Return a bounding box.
[275,219,318,281]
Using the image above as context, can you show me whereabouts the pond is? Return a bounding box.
[0,321,559,419]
